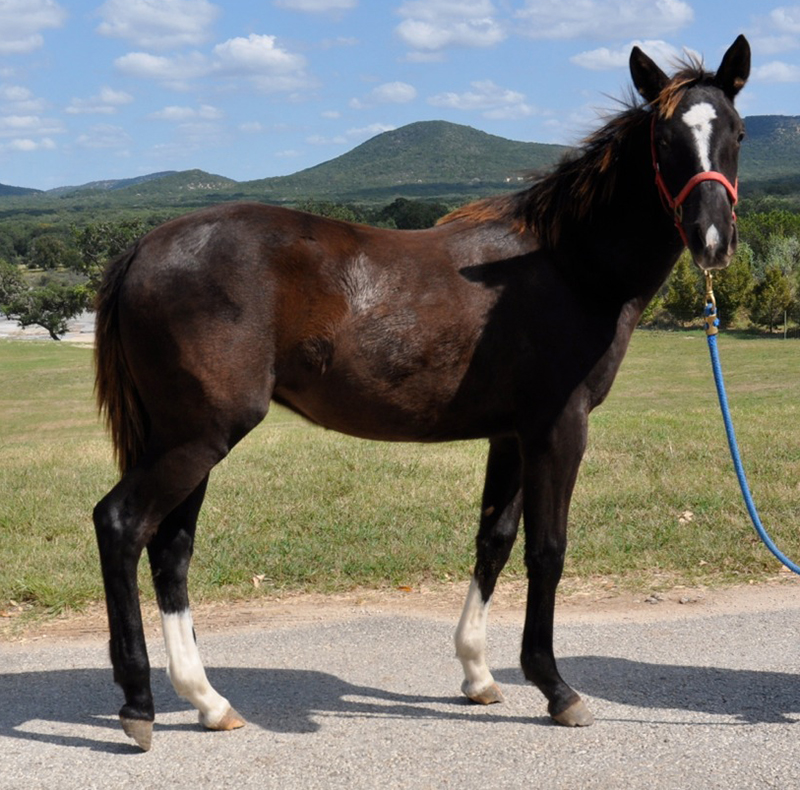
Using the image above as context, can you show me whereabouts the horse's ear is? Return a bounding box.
[629,46,669,105]
[714,34,751,99]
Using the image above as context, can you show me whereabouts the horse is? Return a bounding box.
[92,36,750,751]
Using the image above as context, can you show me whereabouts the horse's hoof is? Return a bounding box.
[551,698,595,727]
[465,682,505,705]
[201,706,246,731]
[120,717,154,751]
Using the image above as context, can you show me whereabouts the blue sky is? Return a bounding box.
[1,0,798,191]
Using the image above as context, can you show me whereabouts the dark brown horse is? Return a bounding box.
[93,37,750,750]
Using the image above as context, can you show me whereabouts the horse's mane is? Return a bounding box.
[439,55,713,248]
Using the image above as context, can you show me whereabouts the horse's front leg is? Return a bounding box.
[520,406,595,727]
[455,436,523,704]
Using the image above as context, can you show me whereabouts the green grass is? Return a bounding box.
[1,331,799,617]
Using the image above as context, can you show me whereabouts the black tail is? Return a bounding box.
[94,245,147,475]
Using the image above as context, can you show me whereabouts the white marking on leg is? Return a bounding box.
[161,609,232,728]
[682,101,717,172]
[705,223,721,250]
[454,577,495,698]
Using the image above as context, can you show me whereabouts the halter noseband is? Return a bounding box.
[650,114,738,248]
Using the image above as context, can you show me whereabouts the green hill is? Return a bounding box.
[236,121,569,202]
[0,183,42,197]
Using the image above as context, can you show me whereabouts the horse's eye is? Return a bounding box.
[737,131,745,144]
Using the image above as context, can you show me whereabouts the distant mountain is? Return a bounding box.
[47,171,178,195]
[238,121,570,201]
[1,117,798,208]
[739,115,800,197]
[0,183,42,197]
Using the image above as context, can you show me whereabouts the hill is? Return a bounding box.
[0,183,42,197]
[738,115,800,199]
[238,121,569,202]
[0,116,798,213]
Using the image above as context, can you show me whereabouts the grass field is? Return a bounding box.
[1,331,799,617]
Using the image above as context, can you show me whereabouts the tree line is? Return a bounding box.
[1,198,800,339]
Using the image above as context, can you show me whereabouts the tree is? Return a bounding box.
[0,259,25,306]
[750,266,795,333]
[71,218,148,291]
[1,282,89,340]
[373,198,450,229]
[711,241,754,327]
[663,252,704,324]
[27,235,83,271]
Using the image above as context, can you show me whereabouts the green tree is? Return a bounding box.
[1,282,89,341]
[0,259,25,306]
[28,235,81,271]
[750,266,795,333]
[711,241,754,327]
[373,198,450,229]
[663,252,704,324]
[71,218,147,291]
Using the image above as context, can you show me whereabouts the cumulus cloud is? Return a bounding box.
[396,0,505,53]
[428,79,536,119]
[75,123,133,150]
[149,104,222,120]
[0,84,46,113]
[350,81,417,108]
[0,113,64,137]
[115,34,314,92]
[96,0,219,50]
[571,39,682,70]
[750,6,800,56]
[66,87,134,115]
[0,0,67,55]
[4,137,56,151]
[273,0,357,12]
[754,60,800,82]
[514,0,693,40]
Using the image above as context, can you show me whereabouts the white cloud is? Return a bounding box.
[273,0,357,12]
[750,6,800,56]
[4,137,56,152]
[149,104,222,120]
[75,123,132,150]
[97,0,219,50]
[213,34,305,73]
[428,79,535,119]
[350,81,417,108]
[770,5,800,34]
[571,39,681,71]
[515,0,693,40]
[114,31,313,92]
[0,0,67,55]
[396,0,505,52]
[66,87,134,115]
[0,84,46,113]
[0,113,64,137]
[754,60,800,82]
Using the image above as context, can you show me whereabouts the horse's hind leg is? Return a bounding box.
[147,476,244,733]
[455,436,522,704]
[93,440,229,751]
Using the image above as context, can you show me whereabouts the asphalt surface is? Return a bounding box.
[2,591,800,790]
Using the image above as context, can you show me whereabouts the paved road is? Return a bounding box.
[2,589,800,790]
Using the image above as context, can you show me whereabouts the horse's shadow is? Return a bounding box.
[2,656,799,753]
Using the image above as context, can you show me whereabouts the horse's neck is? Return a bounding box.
[563,133,685,310]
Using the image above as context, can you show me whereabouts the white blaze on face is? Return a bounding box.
[682,101,717,172]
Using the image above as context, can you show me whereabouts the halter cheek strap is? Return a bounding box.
[650,114,738,248]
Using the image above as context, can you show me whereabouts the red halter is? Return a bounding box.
[650,114,738,248]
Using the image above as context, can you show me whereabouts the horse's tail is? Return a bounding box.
[94,244,147,476]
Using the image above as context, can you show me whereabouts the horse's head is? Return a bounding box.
[630,35,750,270]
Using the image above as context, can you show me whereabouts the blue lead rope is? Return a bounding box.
[703,281,800,575]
